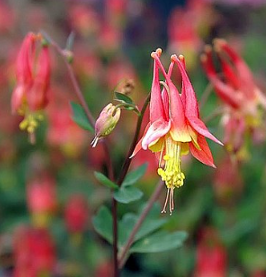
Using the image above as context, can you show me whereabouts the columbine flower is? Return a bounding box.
[91,103,121,147]
[133,48,222,214]
[201,39,266,159]
[12,32,51,142]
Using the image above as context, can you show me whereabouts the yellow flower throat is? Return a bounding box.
[157,137,186,214]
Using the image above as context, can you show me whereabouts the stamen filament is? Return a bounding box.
[158,136,185,213]
[161,188,170,214]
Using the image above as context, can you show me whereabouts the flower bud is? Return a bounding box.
[91,103,121,147]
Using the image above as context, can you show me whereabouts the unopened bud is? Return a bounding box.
[62,49,74,63]
[91,103,121,147]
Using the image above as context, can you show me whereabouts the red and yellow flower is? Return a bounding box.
[133,48,222,213]
[12,32,51,141]
[201,39,266,160]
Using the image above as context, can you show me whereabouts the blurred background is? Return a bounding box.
[0,0,266,276]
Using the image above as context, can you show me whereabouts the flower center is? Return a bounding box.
[19,110,44,134]
[157,137,185,214]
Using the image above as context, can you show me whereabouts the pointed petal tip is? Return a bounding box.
[178,54,184,60]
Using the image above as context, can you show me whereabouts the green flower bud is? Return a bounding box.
[91,103,121,147]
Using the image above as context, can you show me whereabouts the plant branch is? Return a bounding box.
[109,93,150,276]
[116,93,150,186]
[42,32,95,126]
[43,32,119,276]
[118,180,164,269]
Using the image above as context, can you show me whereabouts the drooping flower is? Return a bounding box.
[12,32,51,142]
[201,39,266,160]
[133,48,222,214]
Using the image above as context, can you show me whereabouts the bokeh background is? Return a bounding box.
[0,0,266,276]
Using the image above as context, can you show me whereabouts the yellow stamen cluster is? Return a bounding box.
[157,140,185,189]
[157,137,186,214]
[19,113,44,133]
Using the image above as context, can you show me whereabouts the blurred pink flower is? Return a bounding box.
[167,0,216,70]
[206,0,266,6]
[98,22,123,55]
[105,59,137,90]
[0,2,15,33]
[68,4,100,37]
[213,156,243,205]
[194,228,227,277]
[27,175,56,216]
[14,226,56,277]
[47,89,86,157]
[65,194,89,233]
[202,39,266,160]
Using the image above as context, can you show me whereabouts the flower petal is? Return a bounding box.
[131,122,151,157]
[201,49,241,109]
[151,53,187,134]
[188,116,223,146]
[172,55,199,118]
[142,119,171,150]
[189,134,216,167]
[150,50,167,123]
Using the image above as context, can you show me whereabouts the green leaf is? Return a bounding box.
[119,213,168,246]
[70,102,94,133]
[114,92,133,104]
[94,172,119,189]
[122,164,148,187]
[130,231,188,253]
[92,206,113,244]
[114,186,143,204]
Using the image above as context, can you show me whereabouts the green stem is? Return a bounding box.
[118,180,164,269]
[116,93,151,186]
[112,93,150,276]
[45,32,119,276]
